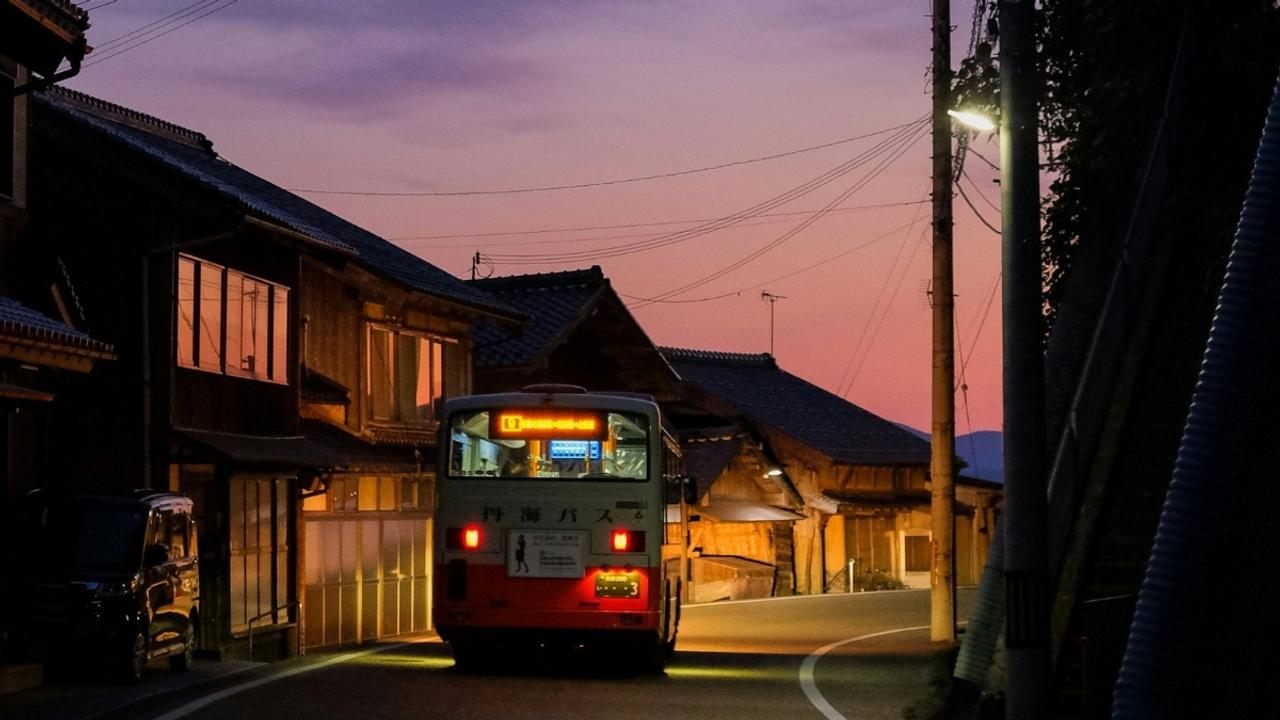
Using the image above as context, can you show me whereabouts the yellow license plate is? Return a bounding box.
[594,572,640,598]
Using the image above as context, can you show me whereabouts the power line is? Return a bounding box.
[287,116,929,198]
[84,0,238,68]
[391,199,928,246]
[497,119,928,272]
[841,224,930,397]
[961,168,1000,211]
[618,216,925,305]
[487,118,927,264]
[965,145,1000,171]
[960,270,1002,375]
[92,0,218,51]
[956,174,1000,235]
[835,196,930,396]
[630,121,928,306]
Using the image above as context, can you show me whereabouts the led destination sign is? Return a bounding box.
[490,410,606,440]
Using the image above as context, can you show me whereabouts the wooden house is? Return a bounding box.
[25,86,519,659]
[0,1,108,569]
[661,348,1001,595]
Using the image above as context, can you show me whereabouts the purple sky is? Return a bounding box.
[66,0,1002,432]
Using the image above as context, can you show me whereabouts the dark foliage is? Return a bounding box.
[954,0,1280,336]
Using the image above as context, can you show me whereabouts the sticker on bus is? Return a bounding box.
[507,530,585,578]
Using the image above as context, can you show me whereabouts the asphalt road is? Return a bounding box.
[4,588,976,720]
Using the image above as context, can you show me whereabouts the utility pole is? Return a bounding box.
[761,291,786,355]
[929,0,957,645]
[1000,0,1048,716]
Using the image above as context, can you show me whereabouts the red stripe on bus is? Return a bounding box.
[434,563,660,630]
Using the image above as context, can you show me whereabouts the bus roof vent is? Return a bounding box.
[521,383,588,394]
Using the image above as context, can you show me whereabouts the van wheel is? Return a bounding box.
[120,630,146,683]
[170,622,194,672]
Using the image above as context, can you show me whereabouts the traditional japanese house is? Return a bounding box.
[661,348,1001,595]
[25,86,519,659]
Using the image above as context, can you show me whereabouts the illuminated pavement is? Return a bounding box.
[1,588,974,720]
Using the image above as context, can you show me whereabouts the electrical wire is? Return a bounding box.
[956,176,1001,235]
[835,196,930,396]
[961,168,1000,211]
[393,200,928,248]
[91,0,218,51]
[84,0,238,69]
[965,145,1000,171]
[629,120,928,306]
[840,224,930,398]
[960,270,1002,376]
[488,118,930,266]
[952,304,980,466]
[617,216,925,305]
[288,117,928,198]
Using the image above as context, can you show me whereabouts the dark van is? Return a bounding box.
[6,489,200,681]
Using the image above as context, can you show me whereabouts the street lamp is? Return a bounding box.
[949,0,1049,715]
[947,109,996,132]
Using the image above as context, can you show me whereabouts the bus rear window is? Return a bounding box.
[448,410,649,480]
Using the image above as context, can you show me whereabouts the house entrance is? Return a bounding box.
[302,474,433,649]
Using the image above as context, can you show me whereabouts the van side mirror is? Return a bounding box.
[144,542,171,567]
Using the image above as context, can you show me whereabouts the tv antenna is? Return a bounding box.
[760,291,787,355]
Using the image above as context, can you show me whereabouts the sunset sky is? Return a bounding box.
[65,0,1003,433]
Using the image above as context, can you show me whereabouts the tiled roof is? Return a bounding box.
[680,434,739,500]
[302,420,430,474]
[0,294,112,355]
[34,87,519,320]
[662,347,931,466]
[468,267,608,368]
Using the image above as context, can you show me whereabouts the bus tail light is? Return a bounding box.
[610,529,645,553]
[446,526,484,551]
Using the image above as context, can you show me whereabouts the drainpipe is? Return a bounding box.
[11,37,88,96]
[1112,69,1280,719]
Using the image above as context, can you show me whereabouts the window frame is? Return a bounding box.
[364,323,458,427]
[175,253,290,385]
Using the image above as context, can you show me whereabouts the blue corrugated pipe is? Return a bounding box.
[1112,69,1280,719]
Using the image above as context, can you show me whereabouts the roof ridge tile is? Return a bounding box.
[42,85,213,152]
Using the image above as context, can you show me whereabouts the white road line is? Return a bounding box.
[151,643,407,720]
[798,625,931,720]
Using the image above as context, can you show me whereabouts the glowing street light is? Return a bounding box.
[947,108,996,132]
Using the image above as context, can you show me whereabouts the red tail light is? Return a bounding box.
[610,529,645,552]
[446,526,484,551]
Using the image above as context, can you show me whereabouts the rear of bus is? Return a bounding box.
[433,390,675,667]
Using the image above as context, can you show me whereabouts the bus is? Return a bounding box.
[433,385,686,671]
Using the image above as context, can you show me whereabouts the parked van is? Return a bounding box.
[6,489,200,681]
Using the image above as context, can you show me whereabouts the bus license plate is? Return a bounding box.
[595,572,640,598]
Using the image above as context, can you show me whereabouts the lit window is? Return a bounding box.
[198,261,224,372]
[176,254,289,384]
[365,324,459,425]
